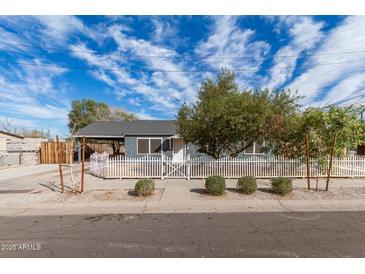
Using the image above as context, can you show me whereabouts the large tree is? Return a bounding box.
[176,70,299,159]
[266,106,365,159]
[68,99,136,133]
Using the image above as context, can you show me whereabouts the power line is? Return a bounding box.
[2,40,365,60]
[3,58,365,74]
[333,86,365,107]
[339,98,365,107]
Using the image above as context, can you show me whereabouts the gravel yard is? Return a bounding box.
[4,188,165,205]
[2,184,362,207]
[190,186,365,200]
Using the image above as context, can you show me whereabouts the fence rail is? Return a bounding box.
[89,153,365,179]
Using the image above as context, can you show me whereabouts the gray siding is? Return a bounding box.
[124,137,271,159]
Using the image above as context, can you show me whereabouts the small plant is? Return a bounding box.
[134,179,155,196]
[271,177,293,196]
[237,176,257,194]
[205,176,225,196]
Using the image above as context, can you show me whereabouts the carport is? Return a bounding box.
[74,121,126,161]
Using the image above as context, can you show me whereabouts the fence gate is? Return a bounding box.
[164,160,188,179]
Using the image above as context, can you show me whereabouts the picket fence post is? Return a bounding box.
[161,154,164,180]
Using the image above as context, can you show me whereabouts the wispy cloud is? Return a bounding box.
[0,58,69,121]
[0,115,39,129]
[195,16,270,87]
[287,16,365,105]
[265,16,324,89]
[70,23,198,115]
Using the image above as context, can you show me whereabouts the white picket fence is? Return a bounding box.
[89,153,365,179]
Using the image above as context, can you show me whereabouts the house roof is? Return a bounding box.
[0,130,24,139]
[75,120,177,138]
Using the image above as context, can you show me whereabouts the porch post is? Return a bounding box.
[77,139,81,162]
[186,147,190,181]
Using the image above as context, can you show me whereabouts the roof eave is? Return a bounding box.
[73,134,125,138]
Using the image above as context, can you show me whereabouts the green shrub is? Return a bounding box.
[271,177,293,196]
[134,179,155,196]
[237,176,257,194]
[205,176,226,196]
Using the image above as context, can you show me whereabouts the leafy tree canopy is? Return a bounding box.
[266,105,365,159]
[177,70,299,159]
[68,99,136,133]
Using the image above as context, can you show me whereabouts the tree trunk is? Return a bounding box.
[304,133,311,190]
[326,132,338,191]
[112,140,120,155]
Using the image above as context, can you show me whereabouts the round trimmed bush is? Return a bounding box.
[271,177,293,196]
[205,176,225,196]
[237,176,257,194]
[134,179,155,196]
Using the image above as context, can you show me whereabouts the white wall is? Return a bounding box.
[0,138,6,152]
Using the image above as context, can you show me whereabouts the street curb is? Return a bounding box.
[1,199,364,217]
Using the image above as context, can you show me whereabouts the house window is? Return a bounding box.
[150,138,162,153]
[244,141,265,155]
[137,139,149,154]
[137,138,163,154]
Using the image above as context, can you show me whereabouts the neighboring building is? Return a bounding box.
[0,130,23,151]
[0,130,45,167]
[75,120,266,160]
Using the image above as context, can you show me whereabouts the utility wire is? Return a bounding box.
[2,40,365,60]
[338,98,365,107]
[3,58,365,73]
[333,86,365,107]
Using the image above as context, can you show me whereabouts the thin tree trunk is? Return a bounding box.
[56,135,64,193]
[304,133,311,190]
[81,136,85,193]
[326,132,338,191]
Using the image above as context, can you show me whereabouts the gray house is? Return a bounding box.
[75,120,265,160]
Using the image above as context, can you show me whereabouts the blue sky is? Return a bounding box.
[0,15,364,136]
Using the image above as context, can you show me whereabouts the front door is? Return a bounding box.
[172,138,185,161]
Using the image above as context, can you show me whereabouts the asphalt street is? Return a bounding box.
[0,211,364,257]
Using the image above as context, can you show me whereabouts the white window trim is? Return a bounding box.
[244,141,266,155]
[136,137,163,155]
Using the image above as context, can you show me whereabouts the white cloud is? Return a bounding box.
[151,17,178,43]
[128,97,141,107]
[288,16,365,105]
[0,59,69,121]
[36,16,85,43]
[266,16,324,89]
[0,115,39,129]
[133,111,157,120]
[320,72,365,106]
[71,24,198,114]
[0,26,29,53]
[195,16,270,87]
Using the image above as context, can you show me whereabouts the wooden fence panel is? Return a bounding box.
[40,141,72,164]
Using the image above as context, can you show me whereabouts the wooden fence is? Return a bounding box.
[40,141,72,164]
[90,153,365,179]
